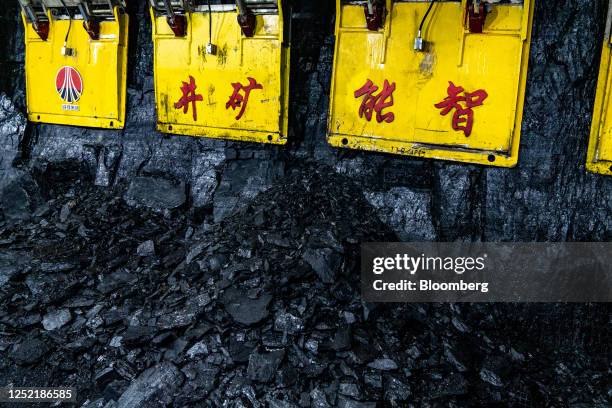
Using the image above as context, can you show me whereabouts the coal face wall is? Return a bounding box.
[0,2,610,406]
[0,0,610,239]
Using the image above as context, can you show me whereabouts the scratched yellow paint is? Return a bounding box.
[328,0,534,167]
[587,28,612,175]
[22,8,129,129]
[151,3,289,144]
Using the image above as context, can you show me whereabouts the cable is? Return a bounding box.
[419,0,436,34]
[207,0,212,42]
[414,0,436,51]
[205,0,217,54]
[60,0,74,56]
[60,0,72,44]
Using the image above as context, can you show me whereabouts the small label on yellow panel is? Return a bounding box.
[61,104,80,112]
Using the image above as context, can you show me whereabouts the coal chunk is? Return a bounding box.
[136,240,155,257]
[246,348,285,383]
[480,367,503,387]
[222,288,272,326]
[42,309,72,331]
[384,376,411,402]
[428,373,469,398]
[11,337,49,365]
[179,362,219,402]
[274,312,304,334]
[1,176,41,221]
[124,176,186,211]
[337,397,377,408]
[0,251,29,288]
[367,358,398,371]
[116,362,184,408]
[212,159,284,222]
[302,248,342,284]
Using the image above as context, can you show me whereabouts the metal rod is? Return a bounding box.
[163,0,175,22]
[236,0,247,16]
[606,0,612,46]
[77,2,90,22]
[22,4,38,24]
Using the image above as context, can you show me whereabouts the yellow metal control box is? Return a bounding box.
[328,0,535,167]
[22,5,129,129]
[587,3,612,176]
[150,1,290,145]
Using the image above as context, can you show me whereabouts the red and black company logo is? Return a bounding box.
[55,66,83,104]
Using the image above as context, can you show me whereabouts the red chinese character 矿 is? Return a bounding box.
[174,75,203,121]
[354,79,396,123]
[434,81,488,137]
[225,77,263,120]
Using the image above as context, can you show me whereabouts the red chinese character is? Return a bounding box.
[174,75,203,121]
[225,77,263,120]
[434,81,488,137]
[354,79,396,123]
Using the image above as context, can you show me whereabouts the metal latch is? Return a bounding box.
[162,0,187,36]
[77,2,100,40]
[236,0,256,37]
[467,0,487,34]
[364,0,384,31]
[18,0,49,40]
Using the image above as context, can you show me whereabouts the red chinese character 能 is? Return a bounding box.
[354,79,396,123]
[225,77,263,120]
[434,81,488,137]
[174,75,203,121]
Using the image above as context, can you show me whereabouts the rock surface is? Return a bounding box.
[124,177,186,211]
[0,165,607,406]
[0,94,26,192]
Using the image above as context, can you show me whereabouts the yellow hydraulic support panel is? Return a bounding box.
[150,0,290,144]
[19,0,129,129]
[328,0,535,167]
[587,2,612,176]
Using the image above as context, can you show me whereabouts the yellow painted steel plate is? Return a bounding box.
[151,4,289,145]
[587,15,612,176]
[328,0,535,167]
[23,8,129,129]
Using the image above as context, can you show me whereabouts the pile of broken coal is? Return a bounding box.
[0,164,609,407]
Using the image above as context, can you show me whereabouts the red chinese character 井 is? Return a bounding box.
[434,81,488,137]
[174,75,203,121]
[225,77,263,120]
[354,79,396,123]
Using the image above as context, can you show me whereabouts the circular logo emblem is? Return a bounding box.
[55,66,83,103]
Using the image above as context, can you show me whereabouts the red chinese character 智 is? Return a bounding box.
[434,81,488,137]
